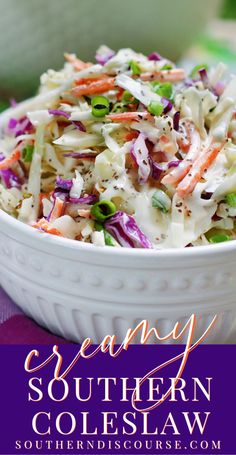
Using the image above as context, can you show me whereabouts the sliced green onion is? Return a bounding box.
[148,101,164,116]
[189,63,209,78]
[94,221,117,246]
[152,189,171,213]
[22,144,34,163]
[91,200,116,221]
[129,60,141,76]
[161,63,173,70]
[122,90,137,105]
[104,230,117,247]
[94,221,104,231]
[91,96,110,118]
[111,102,126,113]
[209,234,230,243]
[225,192,236,207]
[152,82,173,100]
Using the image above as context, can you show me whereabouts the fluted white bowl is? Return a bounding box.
[0,209,236,344]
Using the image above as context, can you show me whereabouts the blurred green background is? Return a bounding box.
[0,0,235,111]
[222,0,236,17]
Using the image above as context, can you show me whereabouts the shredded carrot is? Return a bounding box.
[159,134,169,144]
[116,87,124,101]
[140,68,186,83]
[49,197,65,222]
[176,141,224,198]
[125,131,139,141]
[71,78,115,96]
[39,193,51,204]
[64,53,92,71]
[162,164,191,187]
[126,154,138,170]
[75,75,109,85]
[31,219,63,237]
[162,128,201,186]
[0,149,21,171]
[106,111,151,122]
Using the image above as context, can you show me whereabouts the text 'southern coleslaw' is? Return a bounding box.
[1,46,236,249]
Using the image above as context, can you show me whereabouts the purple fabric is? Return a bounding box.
[0,287,70,344]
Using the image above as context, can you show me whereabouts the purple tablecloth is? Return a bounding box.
[0,287,70,344]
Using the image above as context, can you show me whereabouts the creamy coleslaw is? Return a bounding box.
[1,46,236,249]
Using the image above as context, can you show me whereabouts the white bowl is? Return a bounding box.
[0,209,236,344]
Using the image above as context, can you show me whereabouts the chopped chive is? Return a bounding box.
[190,63,209,78]
[209,234,230,243]
[91,200,116,221]
[122,90,133,103]
[152,189,171,213]
[148,101,164,116]
[129,60,141,76]
[161,63,173,70]
[122,90,137,105]
[91,96,110,118]
[111,102,126,113]
[94,221,117,246]
[22,144,34,163]
[152,82,173,100]
[94,221,104,231]
[104,230,117,246]
[225,192,236,207]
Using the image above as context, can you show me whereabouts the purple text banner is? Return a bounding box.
[0,345,235,454]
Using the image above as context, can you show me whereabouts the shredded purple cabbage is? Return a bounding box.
[48,109,86,132]
[8,118,18,130]
[201,191,213,200]
[161,97,173,114]
[105,211,153,249]
[173,111,180,131]
[130,133,151,184]
[8,116,33,137]
[52,188,69,201]
[95,49,115,65]
[72,120,86,132]
[69,195,97,205]
[10,98,17,108]
[52,183,97,205]
[63,152,97,159]
[214,81,225,97]
[149,157,163,180]
[48,109,70,119]
[199,68,209,87]
[0,169,21,189]
[0,153,21,189]
[148,52,162,61]
[56,176,73,190]
[168,160,180,169]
